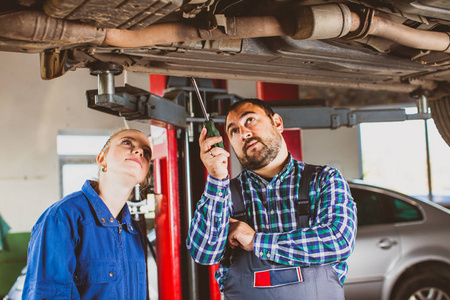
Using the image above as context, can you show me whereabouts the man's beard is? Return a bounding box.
[238,131,282,171]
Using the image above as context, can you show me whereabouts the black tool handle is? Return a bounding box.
[204,119,224,149]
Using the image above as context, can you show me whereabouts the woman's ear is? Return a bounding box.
[96,151,105,166]
[272,113,284,133]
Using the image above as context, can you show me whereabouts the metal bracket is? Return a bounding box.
[273,106,430,129]
[183,105,430,128]
[86,84,187,127]
[345,7,374,40]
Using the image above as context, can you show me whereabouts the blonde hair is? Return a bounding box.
[93,129,152,198]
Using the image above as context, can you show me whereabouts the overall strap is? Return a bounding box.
[297,164,319,228]
[222,177,247,266]
[230,177,247,223]
[231,164,320,227]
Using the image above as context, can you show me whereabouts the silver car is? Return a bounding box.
[345,182,450,300]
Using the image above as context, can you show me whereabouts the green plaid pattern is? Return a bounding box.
[187,156,357,291]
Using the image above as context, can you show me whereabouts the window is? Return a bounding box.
[351,188,384,226]
[392,199,421,223]
[360,111,450,206]
[351,187,423,227]
[57,134,109,197]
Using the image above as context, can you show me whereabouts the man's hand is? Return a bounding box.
[199,127,230,180]
[227,218,255,252]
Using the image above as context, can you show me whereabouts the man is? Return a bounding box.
[187,98,357,299]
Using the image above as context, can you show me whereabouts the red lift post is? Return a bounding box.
[150,74,182,300]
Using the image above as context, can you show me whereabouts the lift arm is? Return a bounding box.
[86,73,430,130]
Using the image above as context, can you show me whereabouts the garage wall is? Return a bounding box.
[0,52,361,234]
[0,52,151,233]
[302,128,362,179]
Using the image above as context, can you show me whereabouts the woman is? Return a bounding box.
[22,129,152,299]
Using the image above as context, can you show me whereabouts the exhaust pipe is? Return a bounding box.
[0,4,448,54]
[102,4,355,47]
[286,4,450,53]
[104,15,294,47]
[103,3,450,54]
[368,16,450,53]
[0,10,105,45]
[290,3,356,40]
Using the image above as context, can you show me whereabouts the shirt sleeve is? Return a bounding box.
[186,174,230,265]
[22,213,79,299]
[253,166,357,266]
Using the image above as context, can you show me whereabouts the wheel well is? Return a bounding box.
[390,260,450,299]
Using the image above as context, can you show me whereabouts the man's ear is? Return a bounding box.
[272,113,284,133]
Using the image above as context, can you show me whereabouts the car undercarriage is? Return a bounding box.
[0,0,449,144]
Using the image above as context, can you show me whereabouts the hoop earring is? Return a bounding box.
[101,166,107,172]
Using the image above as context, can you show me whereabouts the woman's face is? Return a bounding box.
[99,130,152,184]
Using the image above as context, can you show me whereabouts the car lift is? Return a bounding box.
[86,64,432,300]
[86,65,431,130]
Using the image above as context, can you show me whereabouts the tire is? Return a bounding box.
[391,273,450,300]
[430,96,450,147]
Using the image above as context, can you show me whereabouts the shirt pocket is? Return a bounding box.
[74,261,118,285]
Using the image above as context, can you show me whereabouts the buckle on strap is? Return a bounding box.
[233,211,247,222]
[297,199,310,216]
[253,267,303,288]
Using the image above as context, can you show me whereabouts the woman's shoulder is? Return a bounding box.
[54,190,87,210]
[35,190,89,226]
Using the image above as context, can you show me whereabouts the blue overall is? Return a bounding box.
[224,165,345,300]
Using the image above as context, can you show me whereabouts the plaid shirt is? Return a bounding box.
[187,156,357,291]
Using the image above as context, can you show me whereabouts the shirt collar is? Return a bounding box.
[243,153,294,185]
[82,180,136,233]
